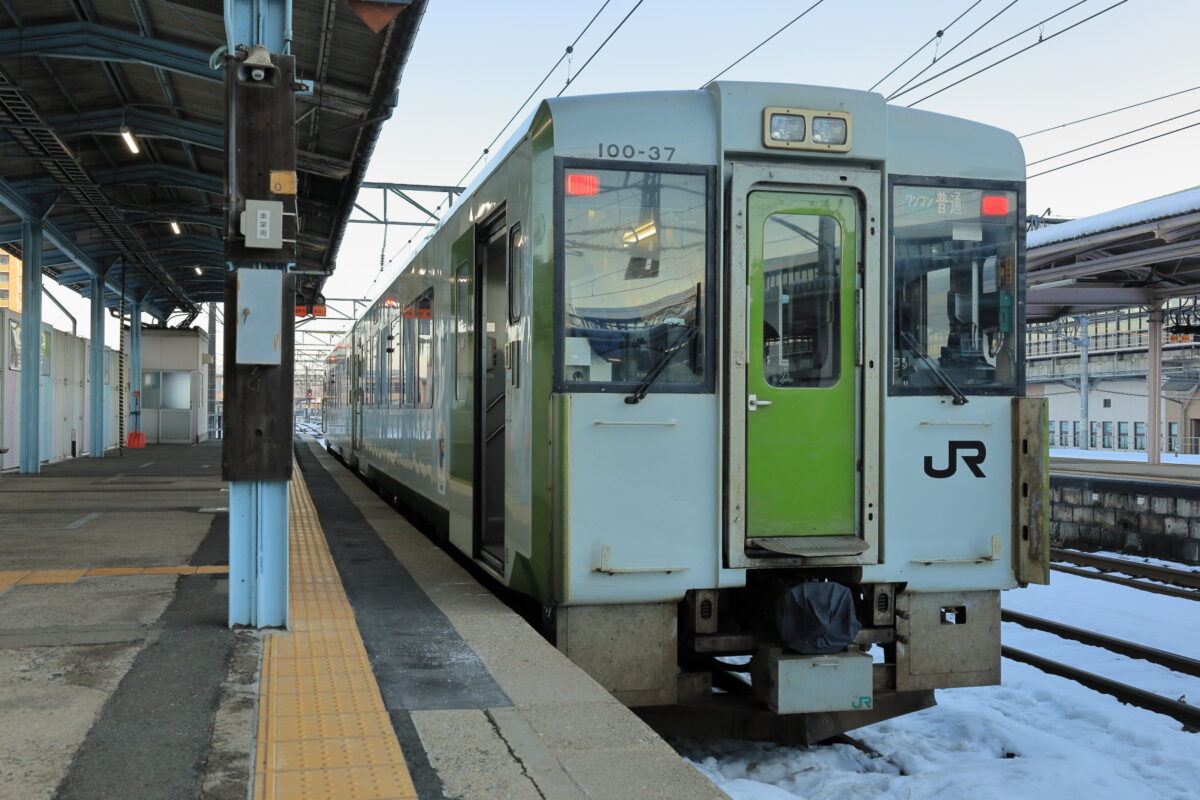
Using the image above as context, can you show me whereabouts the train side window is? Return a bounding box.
[416,291,434,408]
[389,316,403,406]
[508,224,523,324]
[454,261,472,401]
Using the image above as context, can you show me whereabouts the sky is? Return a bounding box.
[39,0,1200,350]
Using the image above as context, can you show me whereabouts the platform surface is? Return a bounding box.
[0,440,727,799]
[1051,457,1200,486]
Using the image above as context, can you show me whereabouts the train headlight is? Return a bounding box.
[811,116,848,145]
[762,106,852,152]
[768,113,806,143]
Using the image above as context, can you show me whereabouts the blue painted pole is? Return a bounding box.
[89,275,106,456]
[228,481,289,626]
[19,219,42,474]
[225,0,292,629]
[128,300,142,438]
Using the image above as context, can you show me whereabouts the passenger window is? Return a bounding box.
[415,291,434,408]
[761,212,841,388]
[508,224,523,324]
[454,262,471,401]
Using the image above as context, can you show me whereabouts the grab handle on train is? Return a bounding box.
[748,394,773,412]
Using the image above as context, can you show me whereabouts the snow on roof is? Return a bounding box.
[1027,185,1200,249]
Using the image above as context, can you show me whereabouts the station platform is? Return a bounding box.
[0,440,727,799]
[1051,456,1200,487]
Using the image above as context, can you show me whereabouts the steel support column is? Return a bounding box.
[1147,302,1164,465]
[19,219,42,474]
[228,481,289,626]
[89,275,106,456]
[129,300,142,438]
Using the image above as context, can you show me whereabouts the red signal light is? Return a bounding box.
[981,195,1009,216]
[566,173,600,196]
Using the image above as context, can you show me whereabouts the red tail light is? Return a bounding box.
[981,195,1010,216]
[566,173,600,196]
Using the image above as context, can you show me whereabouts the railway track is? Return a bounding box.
[1050,549,1200,601]
[1002,610,1200,731]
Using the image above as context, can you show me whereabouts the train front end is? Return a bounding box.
[542,83,1050,741]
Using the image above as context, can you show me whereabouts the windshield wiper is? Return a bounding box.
[900,331,968,405]
[625,325,698,405]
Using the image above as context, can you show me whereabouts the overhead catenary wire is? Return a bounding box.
[883,0,1018,99]
[1026,106,1200,167]
[556,0,646,97]
[888,0,1089,101]
[1020,85,1200,138]
[901,0,1133,107]
[364,0,632,299]
[701,0,828,87]
[1027,119,1200,179]
[868,0,983,92]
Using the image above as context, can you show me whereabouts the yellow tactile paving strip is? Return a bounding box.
[0,565,228,593]
[253,468,416,800]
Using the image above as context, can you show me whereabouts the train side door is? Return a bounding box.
[474,212,509,570]
[745,191,862,554]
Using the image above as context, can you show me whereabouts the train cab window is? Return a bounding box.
[891,183,1021,395]
[761,213,842,388]
[558,165,711,392]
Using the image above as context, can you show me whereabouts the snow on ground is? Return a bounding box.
[681,570,1200,799]
[1050,447,1200,465]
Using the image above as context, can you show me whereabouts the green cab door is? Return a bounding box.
[746,191,860,550]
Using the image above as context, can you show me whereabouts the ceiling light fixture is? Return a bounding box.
[170,220,182,235]
[119,125,139,154]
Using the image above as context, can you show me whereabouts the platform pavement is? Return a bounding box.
[0,439,729,799]
[298,438,728,800]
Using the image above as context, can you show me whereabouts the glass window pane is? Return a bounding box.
[892,185,1020,393]
[9,319,20,370]
[561,167,708,389]
[417,292,433,408]
[162,371,191,410]
[508,225,524,324]
[454,262,472,401]
[762,213,841,388]
[142,371,161,409]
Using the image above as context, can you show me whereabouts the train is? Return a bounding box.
[324,81,1050,743]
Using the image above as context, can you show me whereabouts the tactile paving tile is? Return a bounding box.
[84,567,145,576]
[254,459,415,800]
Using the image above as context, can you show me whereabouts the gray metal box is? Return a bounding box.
[763,648,873,714]
[235,269,283,365]
[240,199,284,249]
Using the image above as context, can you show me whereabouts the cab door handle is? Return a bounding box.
[748,394,773,411]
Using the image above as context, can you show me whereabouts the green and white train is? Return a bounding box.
[324,82,1049,742]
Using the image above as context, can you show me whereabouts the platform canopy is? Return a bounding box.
[1026,187,1200,322]
[0,0,425,323]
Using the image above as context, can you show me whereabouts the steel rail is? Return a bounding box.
[1002,610,1200,678]
[1002,646,1200,732]
[1051,548,1200,590]
[1049,564,1200,601]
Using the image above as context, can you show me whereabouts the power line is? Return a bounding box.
[1026,106,1200,167]
[557,0,646,97]
[884,0,1019,99]
[1027,119,1200,179]
[1020,85,1200,138]
[362,1,624,299]
[453,0,615,191]
[702,0,828,87]
[903,0,1133,107]
[869,0,983,92]
[888,0,1092,102]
